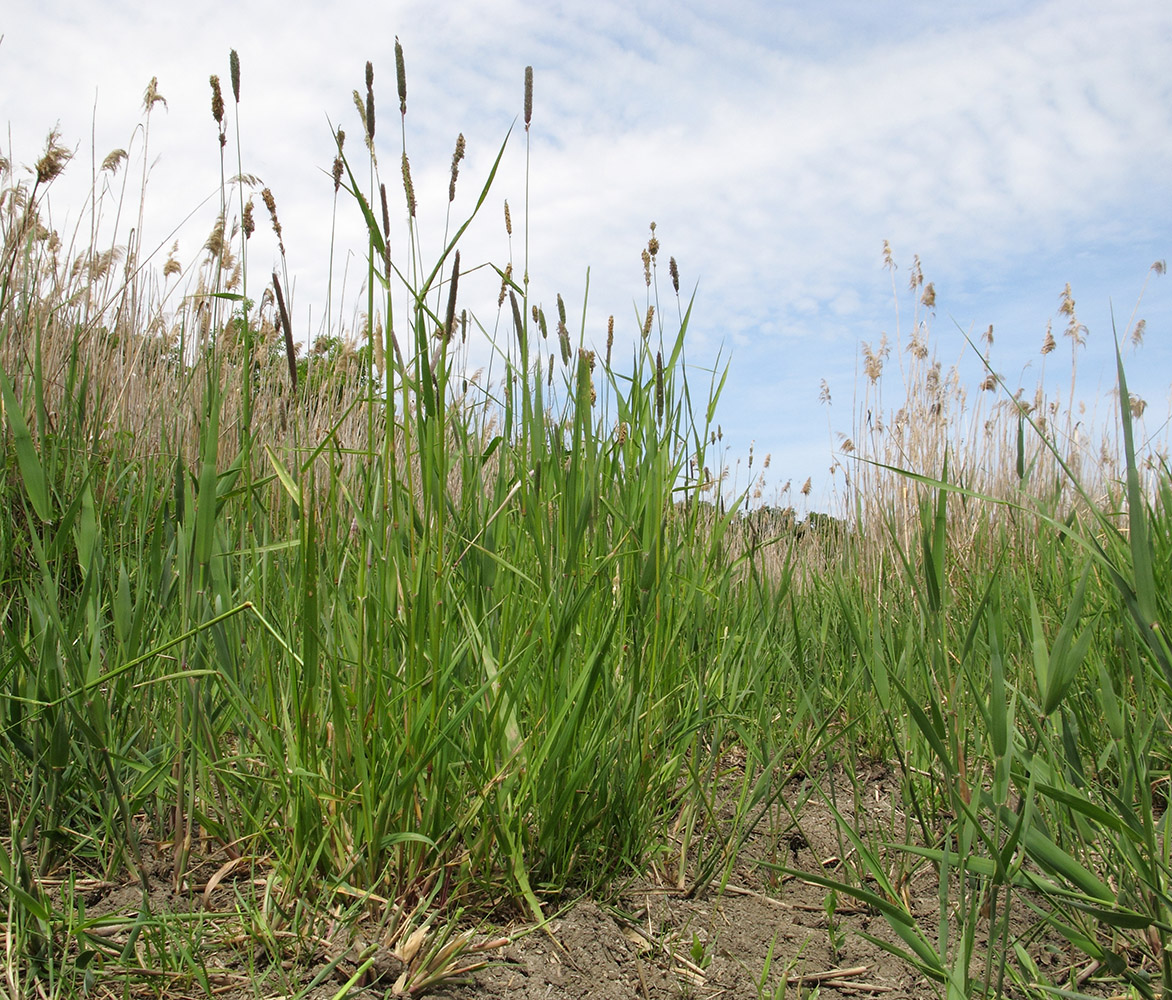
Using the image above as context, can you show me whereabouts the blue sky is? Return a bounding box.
[3,1,1170,507]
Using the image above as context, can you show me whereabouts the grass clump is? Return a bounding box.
[2,46,1171,1000]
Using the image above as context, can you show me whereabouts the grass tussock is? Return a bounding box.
[2,49,1171,1000]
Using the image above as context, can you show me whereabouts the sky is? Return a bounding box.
[3,1,1170,508]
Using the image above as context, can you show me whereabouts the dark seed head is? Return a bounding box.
[229,49,240,102]
[524,66,533,130]
[395,38,407,115]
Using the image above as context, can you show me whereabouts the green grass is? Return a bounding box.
[1,50,1170,1000]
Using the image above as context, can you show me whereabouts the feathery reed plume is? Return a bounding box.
[442,250,460,341]
[272,270,297,389]
[101,148,127,173]
[1060,283,1087,346]
[209,75,226,146]
[34,128,72,185]
[1040,321,1055,355]
[142,76,167,112]
[242,198,255,238]
[448,133,465,202]
[524,66,533,130]
[365,60,376,141]
[401,153,416,217]
[229,49,240,102]
[395,38,407,115]
[921,282,935,309]
[669,257,679,294]
[261,187,285,257]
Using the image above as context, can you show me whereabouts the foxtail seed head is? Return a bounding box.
[401,153,416,217]
[395,38,407,115]
[524,66,533,130]
[365,62,376,141]
[448,133,465,202]
[669,257,679,294]
[229,49,240,102]
[210,75,224,127]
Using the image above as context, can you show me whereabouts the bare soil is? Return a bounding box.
[61,767,1095,999]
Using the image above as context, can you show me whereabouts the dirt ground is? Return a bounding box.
[64,767,1100,999]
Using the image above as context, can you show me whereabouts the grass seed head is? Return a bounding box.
[448,133,465,202]
[524,66,533,130]
[498,263,512,307]
[606,315,614,367]
[402,153,416,217]
[642,305,654,338]
[504,199,512,236]
[669,256,679,294]
[229,49,240,102]
[648,221,659,260]
[261,187,285,256]
[395,38,407,115]
[365,62,376,141]
[242,198,255,238]
[642,248,651,287]
[209,75,225,128]
[558,320,571,365]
